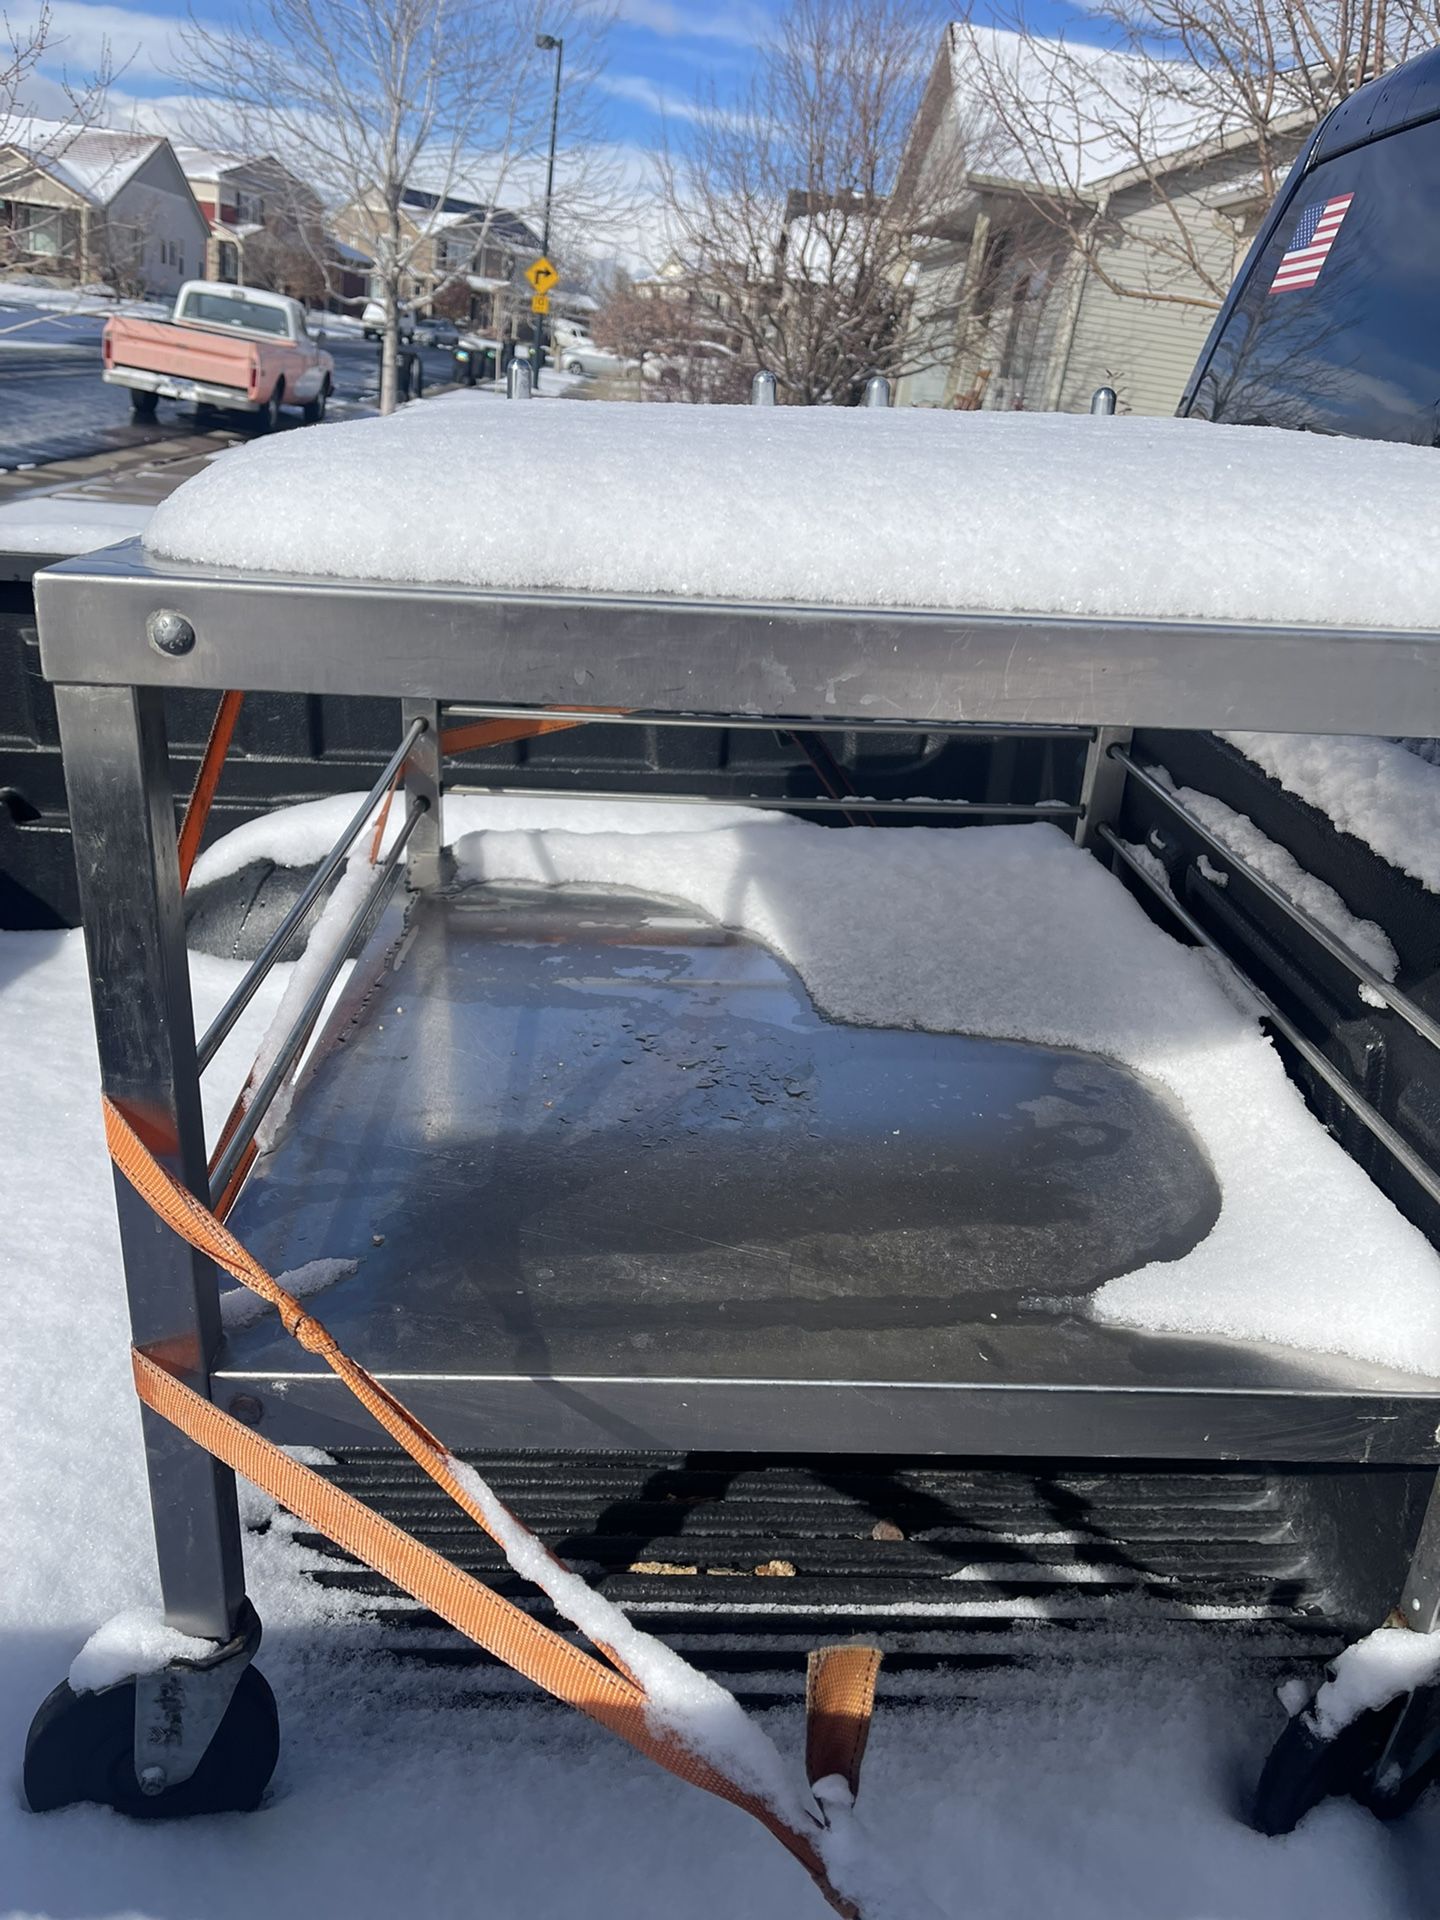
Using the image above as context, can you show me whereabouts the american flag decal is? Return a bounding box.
[1269,193,1355,292]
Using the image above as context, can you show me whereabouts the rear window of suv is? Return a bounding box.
[179,292,289,337]
[1188,114,1440,444]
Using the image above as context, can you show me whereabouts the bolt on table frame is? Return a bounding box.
[32,536,1440,1710]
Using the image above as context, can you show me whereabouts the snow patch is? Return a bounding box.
[0,494,152,556]
[244,850,377,1155]
[143,399,1440,631]
[69,1608,214,1693]
[220,1256,358,1330]
[1164,777,1398,983]
[1310,1627,1440,1739]
[1225,733,1440,893]
[188,790,781,892]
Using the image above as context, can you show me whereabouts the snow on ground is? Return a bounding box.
[1225,734,1440,894]
[145,399,1440,631]
[0,277,168,321]
[5,926,1440,1916]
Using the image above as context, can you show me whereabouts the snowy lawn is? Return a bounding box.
[6,809,1440,1915]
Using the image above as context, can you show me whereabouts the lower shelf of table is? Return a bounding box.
[217,881,1440,1463]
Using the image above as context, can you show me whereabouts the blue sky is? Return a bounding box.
[21,0,1103,151]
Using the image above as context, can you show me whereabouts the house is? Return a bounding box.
[332,186,541,332]
[0,124,209,296]
[172,147,329,301]
[894,26,1309,415]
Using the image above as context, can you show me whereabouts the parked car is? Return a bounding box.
[418,318,460,349]
[362,301,415,343]
[560,337,635,379]
[101,281,335,429]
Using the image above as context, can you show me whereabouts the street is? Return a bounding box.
[0,299,459,470]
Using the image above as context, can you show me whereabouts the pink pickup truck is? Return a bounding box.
[102,280,335,429]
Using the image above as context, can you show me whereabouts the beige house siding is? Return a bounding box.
[1045,178,1245,415]
[1,138,206,293]
[893,26,1312,420]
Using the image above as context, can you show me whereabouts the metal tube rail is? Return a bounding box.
[1112,746,1440,1054]
[1099,825,1440,1211]
[442,703,1094,740]
[196,718,428,1072]
[446,784,1081,819]
[207,799,424,1207]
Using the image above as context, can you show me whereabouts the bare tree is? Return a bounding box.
[657,0,982,405]
[952,0,1440,315]
[1,5,112,275]
[592,269,752,402]
[170,0,617,411]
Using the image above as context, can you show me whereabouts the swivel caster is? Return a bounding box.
[24,1598,279,1819]
[1252,1680,1440,1834]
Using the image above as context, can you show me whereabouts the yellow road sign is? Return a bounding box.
[530,292,550,315]
[525,256,558,293]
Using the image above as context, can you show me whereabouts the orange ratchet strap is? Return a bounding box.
[104,1097,880,1917]
[180,705,619,895]
[438,707,628,757]
[178,691,245,892]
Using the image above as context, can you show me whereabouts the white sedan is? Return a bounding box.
[560,338,636,379]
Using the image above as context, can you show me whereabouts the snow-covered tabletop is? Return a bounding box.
[142,397,1440,631]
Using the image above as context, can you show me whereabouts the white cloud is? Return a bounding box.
[593,71,740,126]
[605,0,771,45]
[8,0,189,86]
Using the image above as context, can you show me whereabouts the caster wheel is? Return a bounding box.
[24,1665,278,1818]
[1253,1692,1411,1835]
[1254,1710,1362,1835]
[1355,1681,1440,1821]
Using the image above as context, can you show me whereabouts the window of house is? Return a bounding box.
[13,203,65,257]
[236,190,265,225]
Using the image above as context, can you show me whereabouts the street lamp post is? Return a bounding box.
[532,32,563,389]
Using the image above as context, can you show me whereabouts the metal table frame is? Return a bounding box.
[34,533,1440,1653]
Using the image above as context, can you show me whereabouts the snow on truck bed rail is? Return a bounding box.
[145,396,1440,631]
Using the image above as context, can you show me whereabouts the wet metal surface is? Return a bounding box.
[225,883,1221,1382]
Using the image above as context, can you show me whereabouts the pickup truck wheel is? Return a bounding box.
[129,390,159,419]
[256,381,284,433]
[301,380,329,425]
